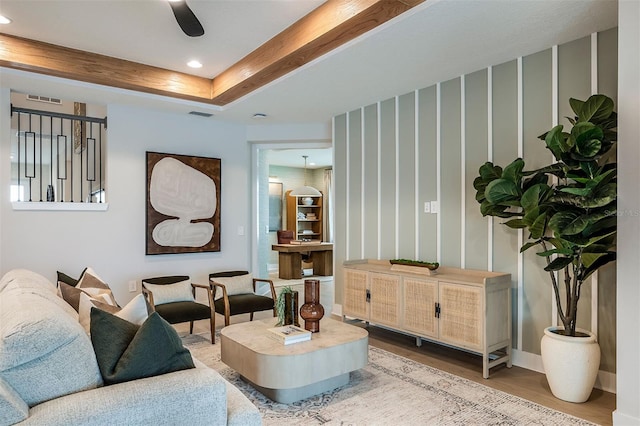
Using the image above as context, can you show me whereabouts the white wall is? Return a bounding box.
[0,97,250,304]
[614,1,640,424]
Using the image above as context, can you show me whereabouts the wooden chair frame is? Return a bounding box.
[208,277,277,340]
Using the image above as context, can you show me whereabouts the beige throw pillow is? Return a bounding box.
[78,293,148,334]
[76,267,118,307]
[143,280,194,305]
[211,274,254,299]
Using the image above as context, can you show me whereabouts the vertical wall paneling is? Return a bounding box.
[333,114,347,304]
[363,104,379,260]
[492,60,519,348]
[414,91,420,258]
[436,83,442,262]
[440,78,462,267]
[596,26,618,375]
[347,109,362,259]
[522,48,554,354]
[464,69,489,271]
[460,76,466,268]
[559,35,592,331]
[517,57,525,351]
[487,66,494,272]
[549,50,559,351]
[333,28,618,376]
[590,33,599,337]
[379,98,397,259]
[417,86,437,262]
[361,108,366,258]
[398,92,416,258]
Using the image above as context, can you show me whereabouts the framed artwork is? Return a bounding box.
[146,151,221,255]
[268,182,283,231]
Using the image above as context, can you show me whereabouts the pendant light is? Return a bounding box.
[290,155,321,197]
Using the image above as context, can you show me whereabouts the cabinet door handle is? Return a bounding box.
[366,289,371,303]
[435,302,441,318]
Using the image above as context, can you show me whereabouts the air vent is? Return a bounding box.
[188,111,214,118]
[26,94,62,105]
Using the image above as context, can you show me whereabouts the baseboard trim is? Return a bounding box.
[512,349,616,394]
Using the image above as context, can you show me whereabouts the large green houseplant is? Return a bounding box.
[473,94,617,402]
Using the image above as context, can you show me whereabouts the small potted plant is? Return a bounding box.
[275,286,300,327]
[473,94,617,402]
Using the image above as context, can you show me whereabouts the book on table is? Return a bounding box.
[289,239,321,245]
[267,325,312,345]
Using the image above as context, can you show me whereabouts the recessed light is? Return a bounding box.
[187,60,203,69]
[252,113,267,119]
[0,15,11,24]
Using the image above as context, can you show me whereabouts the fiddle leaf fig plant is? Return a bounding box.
[473,94,617,337]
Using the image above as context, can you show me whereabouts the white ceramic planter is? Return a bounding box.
[540,326,600,403]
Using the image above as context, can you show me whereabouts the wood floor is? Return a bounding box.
[363,324,615,426]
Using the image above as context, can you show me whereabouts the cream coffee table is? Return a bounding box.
[220,317,368,403]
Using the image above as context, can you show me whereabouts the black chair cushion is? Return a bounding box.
[143,276,190,286]
[209,271,249,279]
[214,294,274,316]
[154,301,211,324]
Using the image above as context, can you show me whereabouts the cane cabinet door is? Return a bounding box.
[369,272,401,327]
[438,281,483,351]
[343,269,369,319]
[403,277,438,338]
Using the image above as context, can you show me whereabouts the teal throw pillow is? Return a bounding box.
[90,309,194,385]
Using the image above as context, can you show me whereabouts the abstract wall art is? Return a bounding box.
[146,151,221,254]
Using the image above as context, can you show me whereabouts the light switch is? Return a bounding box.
[430,201,439,214]
[237,226,245,236]
[424,202,430,213]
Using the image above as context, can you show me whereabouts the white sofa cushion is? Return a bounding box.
[78,293,148,334]
[0,290,102,407]
[0,376,28,426]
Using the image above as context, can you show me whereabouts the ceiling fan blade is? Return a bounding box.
[169,1,204,37]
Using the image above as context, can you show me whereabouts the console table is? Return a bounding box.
[272,243,333,279]
[343,259,512,378]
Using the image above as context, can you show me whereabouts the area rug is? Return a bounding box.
[182,333,595,426]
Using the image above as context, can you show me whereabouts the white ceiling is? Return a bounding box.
[0,0,618,126]
[267,148,332,169]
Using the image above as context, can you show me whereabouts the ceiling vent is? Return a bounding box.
[26,94,62,105]
[188,111,213,118]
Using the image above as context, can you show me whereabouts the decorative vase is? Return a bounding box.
[283,291,300,327]
[301,197,314,206]
[540,326,600,403]
[299,279,324,332]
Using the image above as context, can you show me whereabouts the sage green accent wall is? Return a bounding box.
[464,69,489,271]
[363,104,379,259]
[597,27,617,374]
[522,49,553,354]
[417,87,437,261]
[398,93,416,258]
[491,60,520,347]
[440,78,462,267]
[334,29,617,374]
[379,99,396,258]
[348,109,362,259]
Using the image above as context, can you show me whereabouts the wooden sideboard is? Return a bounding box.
[343,259,512,378]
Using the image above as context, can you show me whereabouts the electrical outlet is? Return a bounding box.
[237,225,245,236]
[128,280,137,292]
[424,202,430,213]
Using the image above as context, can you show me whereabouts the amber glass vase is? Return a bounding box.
[299,279,324,332]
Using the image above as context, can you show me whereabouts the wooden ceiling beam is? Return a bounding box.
[0,0,425,106]
[0,33,213,102]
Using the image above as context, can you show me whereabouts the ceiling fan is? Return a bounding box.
[168,0,204,37]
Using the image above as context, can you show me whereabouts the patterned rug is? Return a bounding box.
[182,333,595,426]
